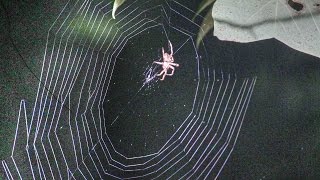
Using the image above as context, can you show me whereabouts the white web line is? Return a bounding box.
[1,0,257,179]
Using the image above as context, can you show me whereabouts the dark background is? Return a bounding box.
[0,0,319,179]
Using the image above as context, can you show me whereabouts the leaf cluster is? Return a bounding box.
[112,0,217,47]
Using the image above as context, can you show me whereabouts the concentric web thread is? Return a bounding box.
[1,0,257,179]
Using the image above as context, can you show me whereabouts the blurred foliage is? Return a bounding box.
[196,6,214,47]
[70,14,116,45]
[112,0,126,19]
[112,0,217,47]
[194,0,216,48]
[194,0,217,17]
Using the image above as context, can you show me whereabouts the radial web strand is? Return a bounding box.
[0,0,257,179]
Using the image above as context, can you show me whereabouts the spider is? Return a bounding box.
[153,40,179,81]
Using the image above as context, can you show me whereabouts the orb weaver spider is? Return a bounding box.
[153,40,179,81]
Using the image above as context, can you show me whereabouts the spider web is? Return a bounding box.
[0,0,256,179]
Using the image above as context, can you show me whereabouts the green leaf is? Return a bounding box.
[196,7,214,48]
[112,0,126,19]
[193,0,216,20]
[212,0,320,58]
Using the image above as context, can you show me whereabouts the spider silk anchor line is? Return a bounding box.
[0,0,257,179]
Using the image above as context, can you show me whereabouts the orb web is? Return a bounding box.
[0,0,257,179]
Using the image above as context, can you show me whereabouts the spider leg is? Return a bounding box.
[169,62,179,67]
[168,40,173,56]
[157,69,165,76]
[167,65,175,76]
[160,70,167,80]
[153,61,163,65]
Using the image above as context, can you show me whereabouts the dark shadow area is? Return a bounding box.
[207,36,320,179]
